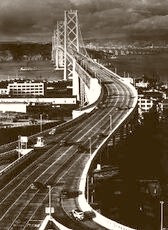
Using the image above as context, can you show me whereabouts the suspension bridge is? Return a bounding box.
[0,10,138,230]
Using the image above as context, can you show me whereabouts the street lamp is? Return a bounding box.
[86,175,89,203]
[18,135,21,158]
[47,185,52,217]
[109,114,113,132]
[88,137,92,157]
[160,201,164,230]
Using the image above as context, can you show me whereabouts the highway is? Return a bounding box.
[0,60,137,229]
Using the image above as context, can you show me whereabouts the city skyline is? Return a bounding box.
[0,0,167,43]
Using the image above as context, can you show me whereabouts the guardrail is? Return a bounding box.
[78,69,138,229]
[0,149,33,176]
[78,117,137,230]
[39,215,72,230]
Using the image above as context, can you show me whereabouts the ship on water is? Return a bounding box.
[19,67,39,71]
[19,61,39,71]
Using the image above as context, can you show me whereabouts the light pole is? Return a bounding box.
[18,135,21,158]
[160,201,164,230]
[109,114,113,132]
[88,137,92,157]
[40,114,42,133]
[86,175,89,203]
[47,185,52,217]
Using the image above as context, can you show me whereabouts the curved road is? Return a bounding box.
[0,60,137,229]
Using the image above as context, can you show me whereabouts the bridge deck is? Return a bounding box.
[0,61,137,230]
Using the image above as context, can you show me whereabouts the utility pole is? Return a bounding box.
[18,135,21,158]
[40,114,42,133]
[88,137,92,157]
[86,176,89,203]
[47,185,52,217]
[160,201,164,230]
[109,114,113,132]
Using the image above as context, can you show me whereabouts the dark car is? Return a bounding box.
[97,132,107,138]
[78,144,87,153]
[30,181,46,191]
[59,139,74,146]
[61,189,82,198]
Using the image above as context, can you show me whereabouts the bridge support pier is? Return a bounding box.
[72,59,80,101]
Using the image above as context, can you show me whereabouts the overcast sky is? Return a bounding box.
[0,0,167,42]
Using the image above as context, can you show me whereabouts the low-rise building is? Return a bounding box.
[0,88,9,95]
[8,82,44,96]
[138,90,165,113]
[138,96,153,113]
[135,81,149,88]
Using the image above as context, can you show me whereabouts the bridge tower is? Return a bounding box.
[63,10,79,89]
[51,32,55,63]
[51,22,65,69]
[65,10,88,106]
[55,21,64,70]
[54,10,88,106]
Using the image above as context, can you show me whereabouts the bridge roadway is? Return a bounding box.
[0,63,137,229]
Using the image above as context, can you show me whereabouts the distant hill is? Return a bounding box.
[0,42,52,61]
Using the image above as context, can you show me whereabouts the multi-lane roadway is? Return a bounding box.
[0,59,137,229]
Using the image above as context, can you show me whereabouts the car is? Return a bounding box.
[59,139,67,146]
[97,132,107,138]
[59,139,73,146]
[83,210,95,220]
[61,189,82,198]
[70,209,95,221]
[113,93,119,96]
[60,189,69,198]
[117,106,128,110]
[30,181,46,191]
[78,144,87,153]
[71,209,84,221]
[49,128,56,135]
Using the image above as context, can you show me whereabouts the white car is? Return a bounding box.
[71,209,84,221]
[49,128,56,135]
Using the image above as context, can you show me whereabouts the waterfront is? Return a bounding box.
[109,52,168,82]
[0,60,63,81]
[0,52,168,83]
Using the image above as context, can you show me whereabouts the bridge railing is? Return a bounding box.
[77,66,138,229]
[78,116,137,230]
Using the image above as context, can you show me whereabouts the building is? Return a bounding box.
[0,88,9,95]
[135,81,149,88]
[8,82,44,96]
[138,96,153,113]
[0,102,27,113]
[122,77,134,84]
[138,90,165,113]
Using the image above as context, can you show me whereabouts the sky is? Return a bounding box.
[0,0,167,43]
